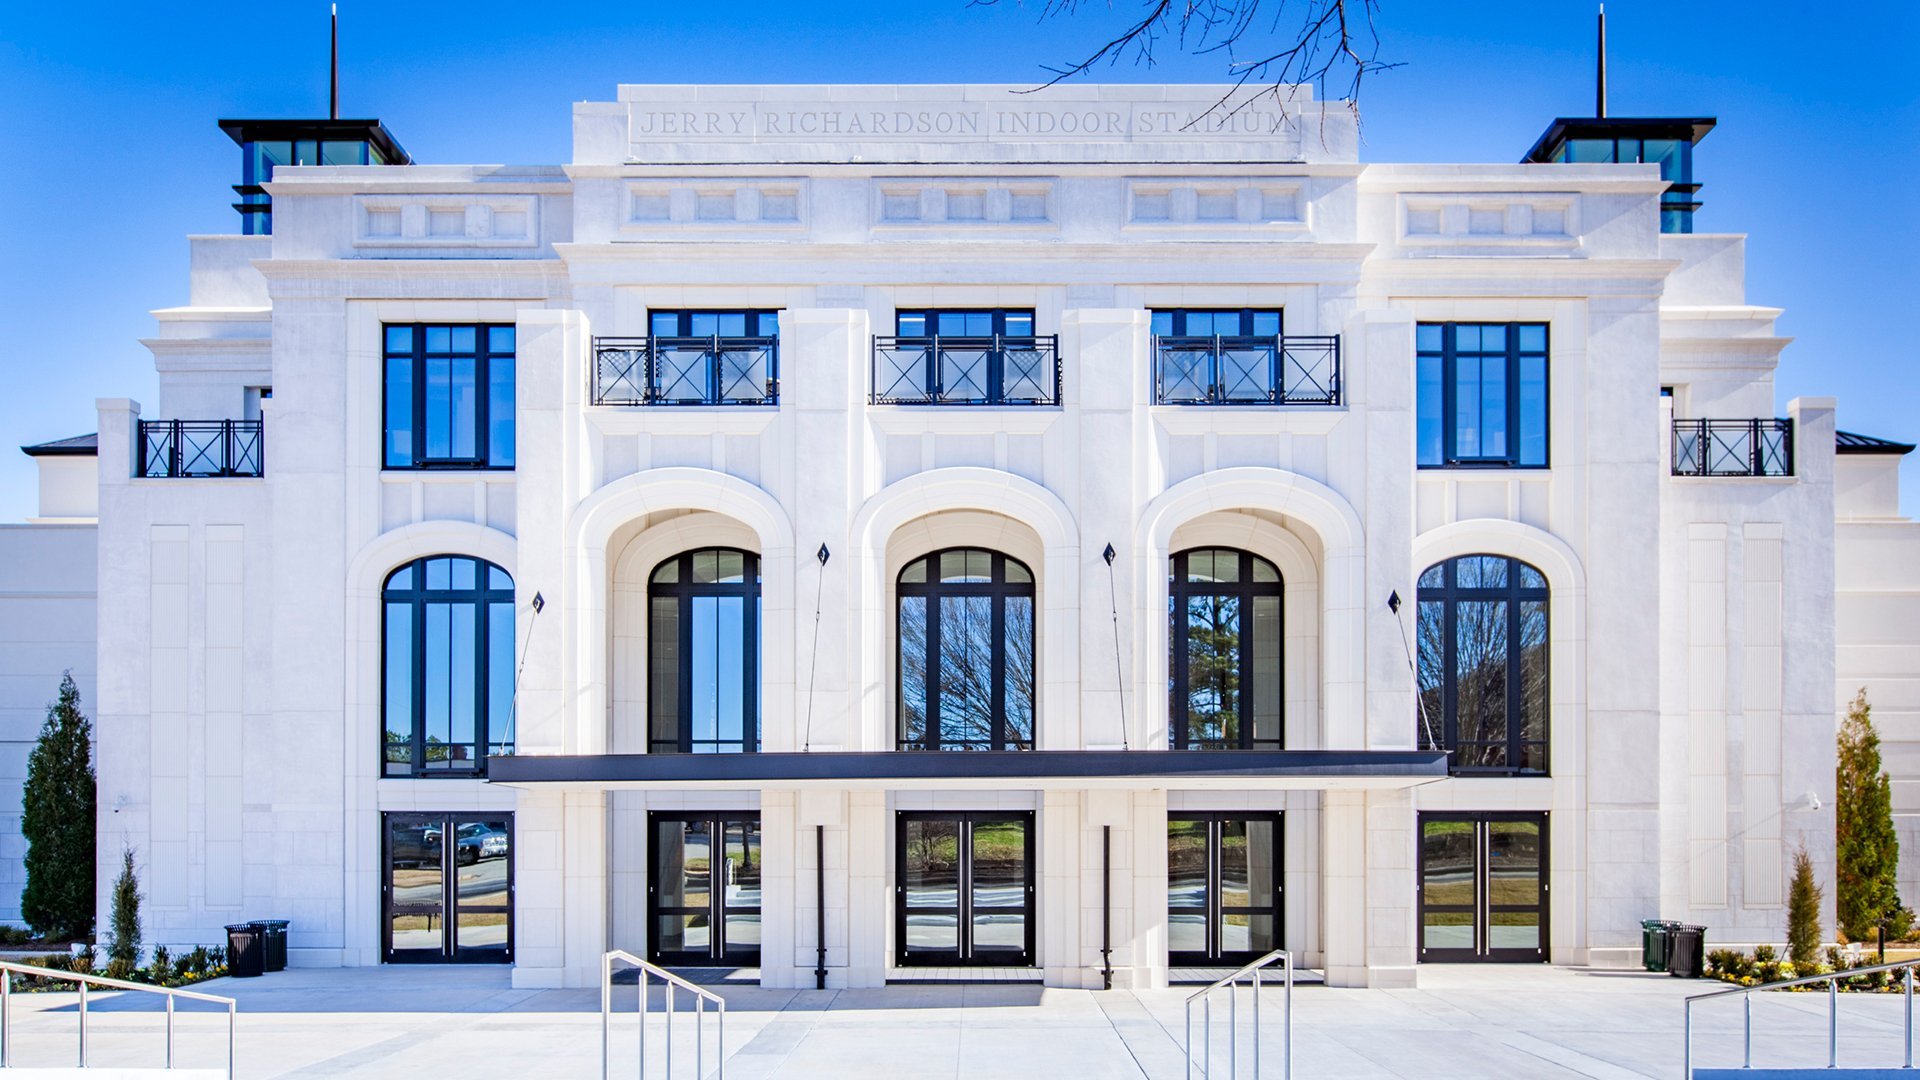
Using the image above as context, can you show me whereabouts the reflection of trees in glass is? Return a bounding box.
[1415,556,1549,774]
[938,595,996,746]
[1185,595,1242,744]
[1169,549,1281,749]
[896,549,1035,750]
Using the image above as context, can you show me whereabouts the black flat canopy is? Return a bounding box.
[485,749,1447,790]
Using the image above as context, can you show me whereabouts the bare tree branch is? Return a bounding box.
[978,0,1402,130]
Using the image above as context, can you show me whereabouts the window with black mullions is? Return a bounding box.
[1416,555,1549,775]
[1149,309,1282,338]
[898,548,1036,751]
[383,556,516,777]
[1170,548,1284,750]
[383,324,516,469]
[648,548,761,754]
[1416,323,1548,468]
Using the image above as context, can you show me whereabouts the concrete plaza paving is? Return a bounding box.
[3,963,1917,1077]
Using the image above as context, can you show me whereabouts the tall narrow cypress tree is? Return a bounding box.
[21,673,96,941]
[1837,689,1911,945]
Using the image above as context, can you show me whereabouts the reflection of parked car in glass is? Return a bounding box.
[390,824,441,868]
[455,823,509,865]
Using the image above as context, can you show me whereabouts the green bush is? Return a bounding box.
[1789,847,1824,968]
[21,674,96,941]
[0,924,34,947]
[107,848,141,967]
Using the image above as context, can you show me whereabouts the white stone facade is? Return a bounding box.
[3,82,1894,982]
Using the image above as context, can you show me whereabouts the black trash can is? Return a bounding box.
[1642,919,1679,973]
[225,923,264,978]
[254,920,289,972]
[1668,925,1707,978]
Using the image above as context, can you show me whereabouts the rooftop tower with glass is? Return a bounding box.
[219,118,410,235]
[1522,6,1714,233]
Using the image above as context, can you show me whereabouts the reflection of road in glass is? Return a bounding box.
[971,884,1023,908]
[971,912,1025,949]
[457,857,510,902]
[905,913,958,949]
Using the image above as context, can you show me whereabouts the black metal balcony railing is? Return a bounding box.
[1672,418,1794,477]
[592,336,780,406]
[138,419,264,478]
[871,335,1062,406]
[1153,334,1342,405]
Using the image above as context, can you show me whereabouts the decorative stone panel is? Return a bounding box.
[353,194,540,248]
[1123,178,1307,232]
[1397,193,1580,249]
[620,179,807,231]
[869,179,1055,228]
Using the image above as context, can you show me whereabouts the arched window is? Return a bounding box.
[383,555,515,777]
[649,549,761,754]
[898,548,1035,751]
[1170,548,1284,750]
[1416,554,1549,775]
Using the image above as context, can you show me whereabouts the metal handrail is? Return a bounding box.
[0,958,237,1074]
[1683,956,1920,1076]
[591,335,780,407]
[601,949,726,1079]
[1184,948,1292,1079]
[1670,417,1794,477]
[137,419,265,478]
[870,334,1062,405]
[1152,333,1342,406]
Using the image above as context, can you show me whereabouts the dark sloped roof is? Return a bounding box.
[20,433,97,457]
[1837,431,1917,456]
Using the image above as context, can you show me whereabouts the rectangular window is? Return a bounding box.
[383,324,516,469]
[1416,323,1549,468]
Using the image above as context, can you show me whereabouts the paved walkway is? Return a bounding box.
[2,963,1915,1077]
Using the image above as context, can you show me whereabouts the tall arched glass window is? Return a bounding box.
[383,555,515,777]
[898,548,1035,751]
[1416,554,1549,774]
[1170,548,1284,750]
[649,549,760,754]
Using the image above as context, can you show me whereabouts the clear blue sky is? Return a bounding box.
[2,0,1915,518]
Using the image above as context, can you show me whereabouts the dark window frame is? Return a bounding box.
[380,810,515,965]
[647,548,762,755]
[382,323,517,470]
[1416,322,1550,469]
[1169,548,1285,751]
[1149,308,1283,338]
[1416,555,1550,776]
[1417,811,1549,963]
[381,555,515,777]
[895,810,1036,968]
[647,309,782,338]
[894,308,1036,339]
[647,811,762,966]
[896,547,1037,751]
[1167,811,1284,967]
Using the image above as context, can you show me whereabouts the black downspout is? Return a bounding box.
[815,824,828,990]
[1101,825,1114,990]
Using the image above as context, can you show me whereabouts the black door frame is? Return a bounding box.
[1168,812,1285,967]
[381,811,514,964]
[895,811,1036,968]
[1417,811,1549,963]
[647,811,763,966]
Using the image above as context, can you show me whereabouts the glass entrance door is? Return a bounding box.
[1418,813,1547,963]
[896,812,1034,967]
[1168,813,1283,966]
[382,812,513,963]
[648,813,761,966]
